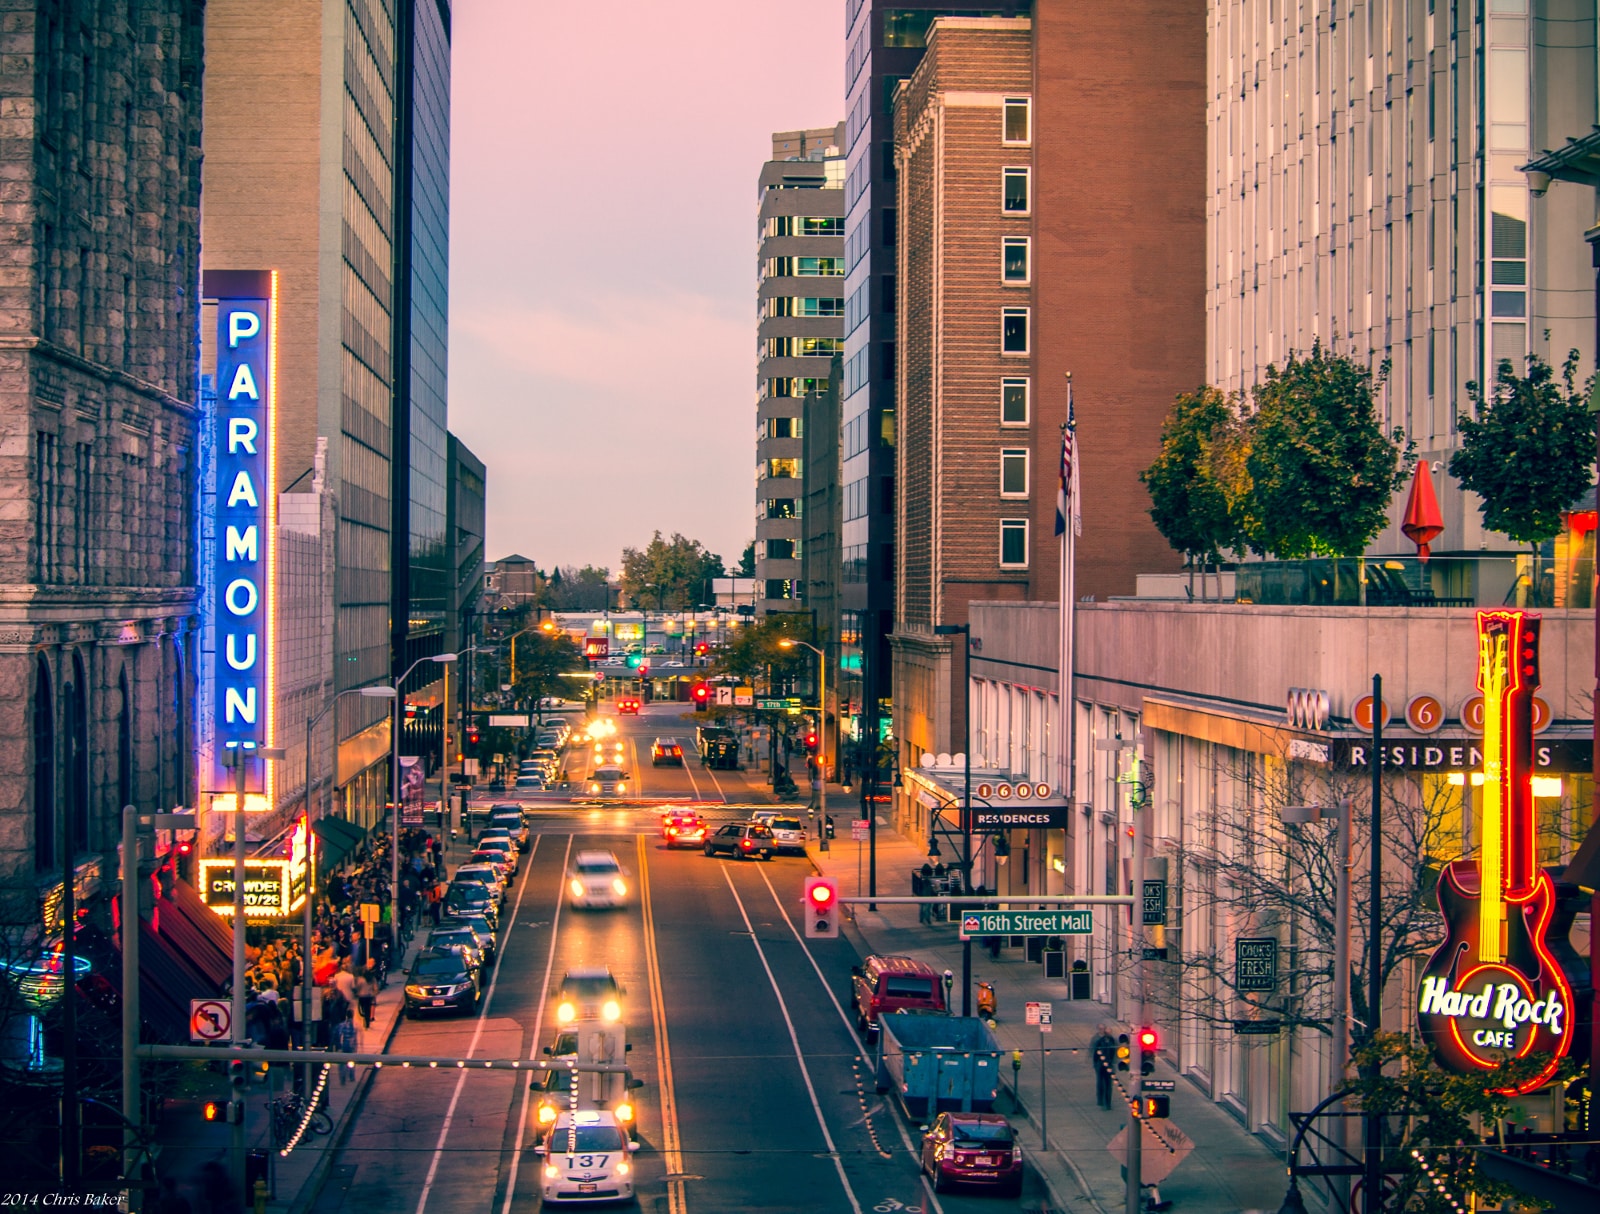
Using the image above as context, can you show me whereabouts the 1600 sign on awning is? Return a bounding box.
[1414,611,1580,1094]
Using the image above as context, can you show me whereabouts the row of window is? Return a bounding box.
[761,497,801,519]
[763,458,801,479]
[764,336,843,359]
[764,215,845,238]
[764,377,831,400]
[765,296,844,318]
[757,538,801,561]
[763,256,845,278]
[763,416,802,439]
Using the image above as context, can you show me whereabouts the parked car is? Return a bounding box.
[921,1112,1022,1196]
[487,811,531,848]
[850,954,947,1038]
[458,914,498,963]
[701,821,774,861]
[443,883,498,929]
[403,948,480,1017]
[424,926,486,977]
[473,836,519,873]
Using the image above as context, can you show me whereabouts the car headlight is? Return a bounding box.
[543,1164,560,1179]
[538,1104,557,1124]
[404,985,425,997]
[590,783,600,793]
[617,782,627,793]
[616,1160,630,1176]
[569,879,584,898]
[601,999,621,1023]
[614,1102,633,1123]
[556,1001,576,1024]
[611,879,627,896]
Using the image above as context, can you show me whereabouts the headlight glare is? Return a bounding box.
[569,879,584,897]
[601,999,621,1023]
[611,879,627,896]
[556,1002,575,1024]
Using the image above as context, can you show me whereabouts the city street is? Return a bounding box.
[310,704,1050,1214]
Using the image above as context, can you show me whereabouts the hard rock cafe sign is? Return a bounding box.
[1414,610,1576,1093]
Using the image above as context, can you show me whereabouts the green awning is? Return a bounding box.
[312,816,367,875]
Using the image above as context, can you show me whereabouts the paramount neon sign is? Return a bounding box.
[206,271,277,798]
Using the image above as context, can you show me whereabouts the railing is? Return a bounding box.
[1231,553,1594,609]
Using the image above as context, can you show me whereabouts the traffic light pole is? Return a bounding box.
[1126,761,1148,1214]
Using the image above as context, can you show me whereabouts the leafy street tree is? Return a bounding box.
[507,629,583,713]
[1140,386,1250,596]
[619,532,725,609]
[1245,343,1412,558]
[546,564,614,611]
[1449,349,1596,559]
[735,539,756,578]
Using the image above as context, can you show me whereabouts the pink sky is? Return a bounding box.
[449,1,844,573]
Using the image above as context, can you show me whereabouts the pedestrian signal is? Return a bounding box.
[1141,1095,1170,1119]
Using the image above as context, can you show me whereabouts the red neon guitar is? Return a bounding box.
[1415,610,1574,1093]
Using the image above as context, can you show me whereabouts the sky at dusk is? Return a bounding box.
[448,1,843,574]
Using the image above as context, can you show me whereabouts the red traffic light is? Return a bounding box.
[694,642,709,655]
[804,731,819,751]
[807,883,835,907]
[1138,1027,1159,1050]
[466,729,480,745]
[692,683,711,701]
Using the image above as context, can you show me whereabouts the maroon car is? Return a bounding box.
[921,1112,1023,1196]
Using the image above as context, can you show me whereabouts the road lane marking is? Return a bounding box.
[755,866,946,1214]
[414,835,543,1214]
[638,832,687,1214]
[497,833,572,1214]
[720,867,865,1214]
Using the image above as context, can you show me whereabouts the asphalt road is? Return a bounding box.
[313,703,1048,1214]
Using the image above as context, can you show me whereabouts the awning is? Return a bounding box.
[137,921,221,1043]
[156,879,234,988]
[313,816,367,874]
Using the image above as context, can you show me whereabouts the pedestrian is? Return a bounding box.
[355,970,376,1029]
[331,1001,357,1082]
[332,959,357,1006]
[1091,1023,1117,1110]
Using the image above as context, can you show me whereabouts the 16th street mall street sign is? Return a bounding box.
[959,909,1093,940]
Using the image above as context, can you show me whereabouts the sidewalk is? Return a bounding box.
[807,801,1287,1214]
[153,826,477,1213]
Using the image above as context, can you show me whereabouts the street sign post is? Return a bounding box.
[850,820,870,841]
[190,999,231,1043]
[958,909,1092,940]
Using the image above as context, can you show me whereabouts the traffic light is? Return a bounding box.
[1138,1026,1159,1075]
[466,728,480,746]
[803,729,819,753]
[203,1100,221,1122]
[1115,1033,1131,1071]
[228,1059,248,1091]
[405,701,418,721]
[803,876,840,938]
[694,642,709,657]
[692,683,711,711]
[625,653,642,669]
[1140,1095,1170,1119]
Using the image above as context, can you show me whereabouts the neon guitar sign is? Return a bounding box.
[1415,610,1573,1093]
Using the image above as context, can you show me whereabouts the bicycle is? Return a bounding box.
[271,1089,333,1146]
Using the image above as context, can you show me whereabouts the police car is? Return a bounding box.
[537,1109,638,1203]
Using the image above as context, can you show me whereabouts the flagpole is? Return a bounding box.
[1058,374,1077,896]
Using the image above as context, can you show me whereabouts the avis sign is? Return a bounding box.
[206,271,276,788]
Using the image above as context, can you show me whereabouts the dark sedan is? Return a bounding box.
[443,883,498,930]
[403,949,481,1017]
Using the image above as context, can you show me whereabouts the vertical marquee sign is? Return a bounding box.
[1416,610,1574,1093]
[205,271,277,798]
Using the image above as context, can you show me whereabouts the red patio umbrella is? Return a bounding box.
[1401,461,1444,562]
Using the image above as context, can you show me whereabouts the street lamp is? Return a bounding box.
[779,638,829,853]
[389,654,457,959]
[933,622,973,1016]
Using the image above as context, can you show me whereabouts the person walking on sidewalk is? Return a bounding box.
[355,970,377,1029]
[329,991,357,1083]
[1091,1023,1117,1110]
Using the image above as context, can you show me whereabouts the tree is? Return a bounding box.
[507,630,583,713]
[1141,387,1250,595]
[619,532,725,609]
[710,615,810,691]
[1450,350,1595,559]
[546,565,613,611]
[1342,1033,1581,1213]
[1246,343,1413,558]
[735,539,756,578]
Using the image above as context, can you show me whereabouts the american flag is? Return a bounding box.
[1055,387,1080,537]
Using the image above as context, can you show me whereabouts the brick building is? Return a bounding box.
[0,2,206,924]
[889,8,1204,779]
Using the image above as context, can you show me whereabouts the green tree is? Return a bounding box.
[619,532,725,609]
[508,630,583,713]
[547,564,613,611]
[1449,350,1595,556]
[1342,1033,1581,1214]
[1141,386,1250,589]
[735,539,756,578]
[710,616,810,701]
[1245,343,1412,558]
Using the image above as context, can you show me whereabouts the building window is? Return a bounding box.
[1001,308,1029,354]
[766,336,843,359]
[765,256,845,278]
[763,498,800,519]
[766,458,801,479]
[33,658,54,871]
[767,296,845,318]
[765,216,845,237]
[765,578,797,601]
[35,431,57,583]
[65,652,88,852]
[765,377,831,399]
[882,208,897,246]
[1002,167,1030,214]
[764,538,798,561]
[1003,97,1031,145]
[765,416,803,439]
[1003,237,1030,283]
[843,544,867,582]
[1000,519,1029,568]
[1001,378,1029,425]
[1001,448,1029,497]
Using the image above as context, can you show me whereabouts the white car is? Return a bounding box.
[587,766,629,796]
[538,1110,637,1203]
[569,851,629,909]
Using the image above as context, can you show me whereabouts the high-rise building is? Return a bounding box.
[2,2,206,919]
[447,433,486,654]
[888,8,1205,783]
[201,0,451,835]
[756,125,846,616]
[1207,0,1595,562]
[841,1,1034,768]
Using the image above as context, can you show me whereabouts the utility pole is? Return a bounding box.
[121,806,140,1206]
[1125,740,1148,1214]
[60,749,78,1191]
[1364,674,1385,1214]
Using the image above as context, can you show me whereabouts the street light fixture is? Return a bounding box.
[779,638,829,852]
[932,622,974,1017]
[389,654,457,959]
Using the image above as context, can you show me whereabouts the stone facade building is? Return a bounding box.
[0,1,207,924]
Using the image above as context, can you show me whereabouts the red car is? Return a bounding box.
[617,696,642,714]
[659,810,709,848]
[921,1112,1022,1196]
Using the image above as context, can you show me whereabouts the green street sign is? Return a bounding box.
[959,909,1092,939]
[757,698,787,710]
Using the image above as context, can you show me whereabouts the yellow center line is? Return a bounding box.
[638,831,686,1214]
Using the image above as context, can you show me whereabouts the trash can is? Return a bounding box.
[244,1148,271,1203]
[1069,959,1092,1001]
